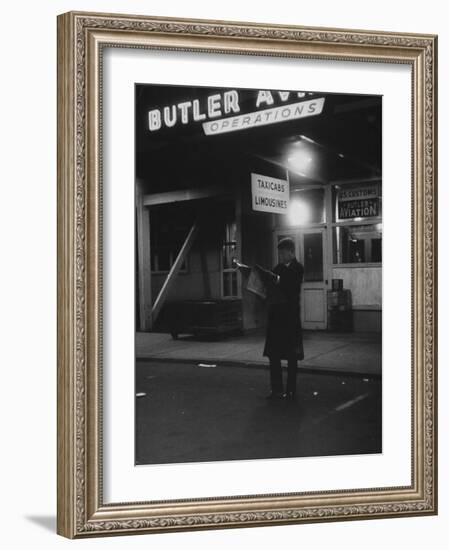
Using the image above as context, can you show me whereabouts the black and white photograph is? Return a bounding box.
[134,83,382,466]
[1,0,442,542]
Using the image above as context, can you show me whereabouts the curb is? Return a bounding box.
[135,356,381,380]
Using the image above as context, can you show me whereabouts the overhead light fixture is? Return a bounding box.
[288,153,312,163]
[287,199,311,226]
[299,134,316,144]
[287,151,313,171]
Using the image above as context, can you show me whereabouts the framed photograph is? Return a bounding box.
[57,11,438,538]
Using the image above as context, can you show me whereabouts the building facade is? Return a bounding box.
[135,85,382,335]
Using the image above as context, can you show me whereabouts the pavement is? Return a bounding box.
[135,360,382,465]
[136,329,381,377]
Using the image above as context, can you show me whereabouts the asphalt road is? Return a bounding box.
[135,360,382,465]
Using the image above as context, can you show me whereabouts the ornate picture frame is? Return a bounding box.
[57,10,437,538]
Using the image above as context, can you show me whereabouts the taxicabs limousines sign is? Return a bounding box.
[251,173,289,215]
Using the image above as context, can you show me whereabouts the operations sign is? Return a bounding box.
[251,173,289,215]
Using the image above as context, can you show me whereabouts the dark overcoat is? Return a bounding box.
[262,258,304,360]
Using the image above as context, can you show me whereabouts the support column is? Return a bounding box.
[324,183,334,329]
[136,186,152,330]
[199,236,212,300]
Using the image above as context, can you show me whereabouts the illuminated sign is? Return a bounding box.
[338,199,379,219]
[251,173,289,215]
[338,184,380,219]
[339,184,378,201]
[203,98,324,136]
[147,90,324,134]
[148,90,240,131]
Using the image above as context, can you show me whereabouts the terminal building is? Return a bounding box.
[135,85,382,337]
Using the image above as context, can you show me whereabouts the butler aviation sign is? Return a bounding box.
[338,183,380,219]
[147,90,325,136]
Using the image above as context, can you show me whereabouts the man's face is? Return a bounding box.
[278,247,294,265]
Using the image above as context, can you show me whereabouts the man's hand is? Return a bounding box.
[233,259,251,276]
[255,264,278,285]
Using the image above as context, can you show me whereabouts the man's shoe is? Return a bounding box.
[265,391,284,400]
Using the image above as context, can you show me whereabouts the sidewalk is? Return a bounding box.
[136,330,381,377]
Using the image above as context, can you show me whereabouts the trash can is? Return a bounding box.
[327,289,353,331]
[331,278,344,291]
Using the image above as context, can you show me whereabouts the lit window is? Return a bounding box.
[333,224,382,264]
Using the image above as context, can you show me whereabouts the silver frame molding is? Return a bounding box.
[57,10,438,539]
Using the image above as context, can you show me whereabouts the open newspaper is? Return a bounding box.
[233,260,274,300]
[246,267,267,299]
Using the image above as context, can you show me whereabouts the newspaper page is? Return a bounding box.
[246,268,267,299]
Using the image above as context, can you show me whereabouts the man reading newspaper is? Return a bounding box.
[234,237,304,400]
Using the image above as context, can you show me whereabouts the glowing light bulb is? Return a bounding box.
[288,199,311,226]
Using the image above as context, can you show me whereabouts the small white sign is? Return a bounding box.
[251,173,289,215]
[202,98,325,136]
[339,184,378,201]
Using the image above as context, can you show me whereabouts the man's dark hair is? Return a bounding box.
[277,237,295,253]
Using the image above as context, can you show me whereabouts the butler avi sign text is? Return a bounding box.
[147,90,325,135]
[251,173,289,215]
